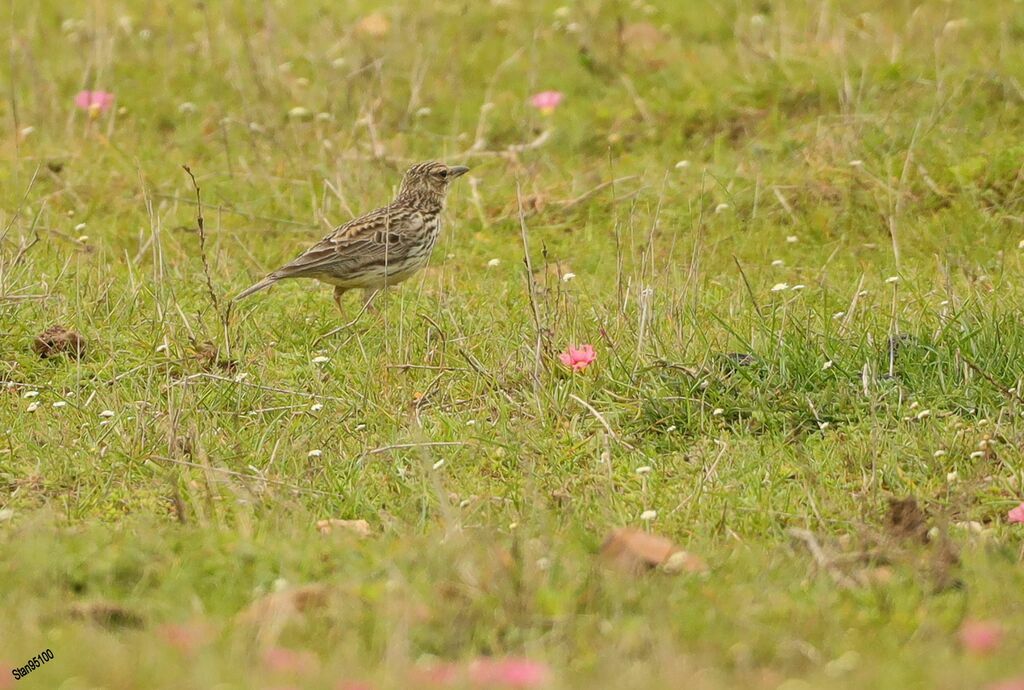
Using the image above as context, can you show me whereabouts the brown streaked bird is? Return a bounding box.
[235,161,469,312]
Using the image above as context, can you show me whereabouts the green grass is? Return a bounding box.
[2,0,1023,688]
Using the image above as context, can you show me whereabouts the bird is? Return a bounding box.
[235,161,469,313]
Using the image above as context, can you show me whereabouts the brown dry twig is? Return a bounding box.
[181,165,221,314]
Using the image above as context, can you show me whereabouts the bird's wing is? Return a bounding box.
[269,205,423,279]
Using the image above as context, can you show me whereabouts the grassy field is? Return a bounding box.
[2,0,1024,688]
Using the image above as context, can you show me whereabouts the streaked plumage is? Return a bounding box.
[235,161,468,310]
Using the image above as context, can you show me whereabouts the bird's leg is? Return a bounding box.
[333,286,348,315]
[314,287,373,346]
[362,288,381,312]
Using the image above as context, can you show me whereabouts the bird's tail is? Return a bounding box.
[234,276,278,301]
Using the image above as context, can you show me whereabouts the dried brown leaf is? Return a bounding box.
[885,497,928,543]
[33,326,86,359]
[316,518,372,537]
[236,583,331,627]
[355,12,390,37]
[600,528,706,575]
[192,341,238,373]
[620,22,665,52]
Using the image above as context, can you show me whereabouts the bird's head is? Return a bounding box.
[396,161,469,208]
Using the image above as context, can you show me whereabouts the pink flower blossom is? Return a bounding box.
[989,678,1024,690]
[413,658,550,688]
[958,619,1004,655]
[559,344,596,372]
[156,622,210,655]
[529,91,564,114]
[74,90,115,114]
[1008,501,1024,524]
[468,658,551,688]
[262,647,319,675]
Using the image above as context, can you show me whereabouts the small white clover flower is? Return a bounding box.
[771,259,784,267]
[487,258,501,268]
[561,272,576,282]
[310,403,323,412]
[640,510,657,521]
[311,356,330,364]
[714,203,730,214]
[674,160,691,170]
[307,449,322,458]
[99,410,115,418]
[23,390,39,399]
[26,402,40,413]
[635,466,653,475]
[933,450,947,458]
[822,361,833,370]
[771,282,789,292]
[885,276,900,284]
[786,235,798,243]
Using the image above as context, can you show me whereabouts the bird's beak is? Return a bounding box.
[448,165,470,178]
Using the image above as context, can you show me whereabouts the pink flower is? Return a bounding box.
[989,679,1024,690]
[468,658,551,688]
[958,619,1004,655]
[559,344,596,372]
[412,658,550,688]
[1008,501,1024,524]
[529,91,564,114]
[156,622,210,655]
[74,90,115,115]
[262,647,319,675]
